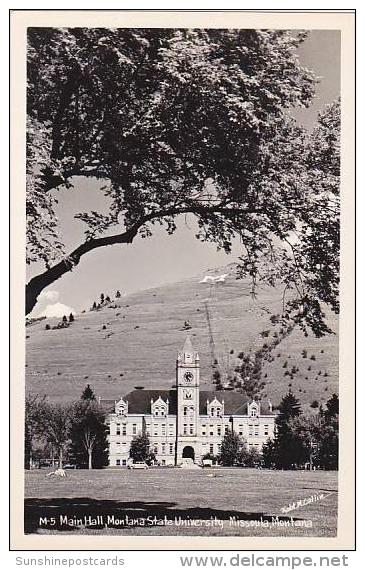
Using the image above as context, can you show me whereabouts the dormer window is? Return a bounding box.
[248,402,259,418]
[154,406,166,417]
[151,397,168,418]
[115,398,128,417]
[207,398,223,418]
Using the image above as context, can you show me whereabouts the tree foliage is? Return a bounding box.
[41,402,73,468]
[69,395,108,469]
[129,432,153,464]
[81,384,96,401]
[219,430,247,466]
[26,28,339,334]
[25,394,48,468]
[262,392,339,470]
[273,392,306,469]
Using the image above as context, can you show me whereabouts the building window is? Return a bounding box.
[152,403,167,418]
[189,424,194,435]
[153,443,158,454]
[183,424,187,435]
[217,425,221,436]
[248,423,253,437]
[161,443,166,454]
[122,459,127,466]
[201,424,206,436]
[250,406,258,418]
[132,424,137,435]
[224,425,229,434]
[238,424,243,436]
[122,424,126,436]
[209,444,214,455]
[169,443,174,454]
[183,406,188,416]
[154,423,158,436]
[116,404,127,417]
[209,425,214,436]
[116,423,120,436]
[254,425,259,436]
[169,424,174,436]
[116,459,120,466]
[162,424,166,436]
[264,425,269,436]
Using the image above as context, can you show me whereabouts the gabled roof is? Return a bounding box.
[100,389,275,416]
[151,396,168,406]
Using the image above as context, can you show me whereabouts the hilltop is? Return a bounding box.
[25,265,338,410]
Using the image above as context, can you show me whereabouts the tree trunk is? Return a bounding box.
[59,447,63,469]
[88,450,92,470]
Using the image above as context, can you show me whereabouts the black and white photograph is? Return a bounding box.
[10,9,355,550]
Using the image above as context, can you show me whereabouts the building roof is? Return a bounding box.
[100,389,275,416]
[183,335,194,355]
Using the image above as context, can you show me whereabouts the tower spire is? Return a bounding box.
[183,335,193,355]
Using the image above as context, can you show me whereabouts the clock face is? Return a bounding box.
[184,371,194,384]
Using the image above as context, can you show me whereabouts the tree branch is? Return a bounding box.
[25,203,255,314]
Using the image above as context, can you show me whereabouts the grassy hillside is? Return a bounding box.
[25,265,338,410]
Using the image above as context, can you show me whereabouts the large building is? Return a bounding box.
[102,337,276,466]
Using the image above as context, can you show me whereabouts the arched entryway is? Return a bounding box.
[182,446,195,461]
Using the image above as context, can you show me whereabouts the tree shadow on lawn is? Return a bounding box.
[24,497,306,534]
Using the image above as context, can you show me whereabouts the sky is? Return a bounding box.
[29,30,341,317]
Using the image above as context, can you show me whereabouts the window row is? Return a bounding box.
[112,423,176,437]
[112,422,271,437]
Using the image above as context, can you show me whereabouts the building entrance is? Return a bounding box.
[182,445,195,461]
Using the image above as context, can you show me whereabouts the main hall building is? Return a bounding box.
[102,337,276,466]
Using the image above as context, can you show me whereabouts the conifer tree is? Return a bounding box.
[129,433,153,464]
[274,392,306,469]
[81,384,96,401]
[219,431,247,466]
[324,393,339,421]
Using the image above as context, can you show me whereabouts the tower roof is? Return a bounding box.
[183,335,193,354]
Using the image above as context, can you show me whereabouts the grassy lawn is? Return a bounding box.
[24,468,337,537]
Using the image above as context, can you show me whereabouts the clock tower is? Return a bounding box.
[176,336,200,452]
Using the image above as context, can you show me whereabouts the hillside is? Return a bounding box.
[25,265,338,410]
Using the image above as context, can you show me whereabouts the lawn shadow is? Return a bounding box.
[25,497,306,534]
